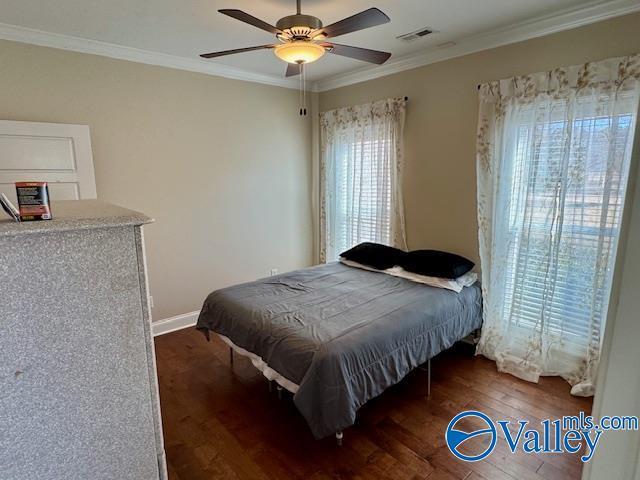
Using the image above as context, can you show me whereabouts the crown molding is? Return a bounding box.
[0,22,299,90]
[314,0,640,92]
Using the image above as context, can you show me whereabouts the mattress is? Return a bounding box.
[196,262,482,439]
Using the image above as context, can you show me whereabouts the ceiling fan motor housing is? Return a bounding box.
[276,14,323,38]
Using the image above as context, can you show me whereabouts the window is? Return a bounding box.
[332,139,392,258]
[475,54,640,395]
[504,109,635,350]
[320,98,406,262]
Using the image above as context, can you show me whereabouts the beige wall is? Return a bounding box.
[0,40,313,320]
[319,12,640,265]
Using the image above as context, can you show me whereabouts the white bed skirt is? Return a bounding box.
[218,334,300,394]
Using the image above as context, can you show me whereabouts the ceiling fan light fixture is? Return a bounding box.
[274,41,325,64]
[206,3,392,116]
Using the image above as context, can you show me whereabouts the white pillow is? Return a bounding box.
[340,258,477,293]
[385,267,461,292]
[339,257,386,272]
[456,271,478,287]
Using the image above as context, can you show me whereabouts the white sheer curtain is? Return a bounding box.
[319,98,407,262]
[476,54,640,396]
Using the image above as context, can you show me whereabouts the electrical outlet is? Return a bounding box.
[270,268,278,276]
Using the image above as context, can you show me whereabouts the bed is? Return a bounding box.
[196,261,482,441]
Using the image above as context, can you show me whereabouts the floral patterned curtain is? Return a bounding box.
[476,54,640,396]
[319,98,407,262]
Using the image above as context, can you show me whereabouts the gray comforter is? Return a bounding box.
[196,262,482,439]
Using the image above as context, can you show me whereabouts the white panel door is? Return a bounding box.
[0,120,97,204]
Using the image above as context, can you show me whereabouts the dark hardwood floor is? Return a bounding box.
[155,328,592,480]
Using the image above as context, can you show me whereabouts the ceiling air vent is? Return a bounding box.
[396,27,434,42]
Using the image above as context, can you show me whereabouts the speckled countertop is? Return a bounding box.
[0,200,153,237]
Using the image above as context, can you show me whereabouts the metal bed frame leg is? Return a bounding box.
[335,431,343,447]
[473,328,481,344]
[276,385,283,400]
[417,358,433,396]
[229,347,234,365]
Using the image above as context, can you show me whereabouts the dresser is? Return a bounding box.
[0,200,167,480]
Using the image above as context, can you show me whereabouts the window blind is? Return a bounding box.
[333,139,392,256]
[503,109,634,349]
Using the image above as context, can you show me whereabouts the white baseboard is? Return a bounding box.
[152,310,200,336]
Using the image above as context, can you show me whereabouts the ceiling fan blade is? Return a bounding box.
[200,44,276,59]
[323,43,391,64]
[218,9,281,35]
[318,8,390,38]
[285,63,301,77]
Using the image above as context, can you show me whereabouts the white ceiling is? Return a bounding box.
[1,0,639,88]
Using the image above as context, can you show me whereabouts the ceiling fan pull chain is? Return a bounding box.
[302,63,306,116]
[299,63,303,115]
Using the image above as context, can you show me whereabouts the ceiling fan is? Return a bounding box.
[200,0,392,114]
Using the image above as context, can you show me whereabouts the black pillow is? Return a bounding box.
[400,250,474,279]
[340,242,405,270]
